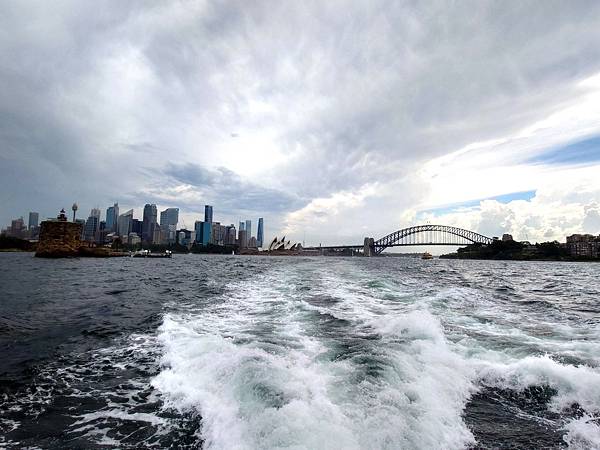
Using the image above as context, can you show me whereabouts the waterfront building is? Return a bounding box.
[142,204,157,244]
[83,208,101,241]
[177,228,193,247]
[201,222,211,245]
[257,218,264,247]
[95,221,110,244]
[28,212,39,229]
[117,209,133,239]
[160,208,179,244]
[194,221,202,243]
[225,224,236,245]
[245,220,252,240]
[210,222,227,245]
[152,224,162,244]
[5,217,26,238]
[193,221,212,246]
[205,205,213,223]
[131,219,143,236]
[128,232,141,246]
[566,234,600,258]
[106,203,119,232]
[238,229,247,249]
[248,236,257,248]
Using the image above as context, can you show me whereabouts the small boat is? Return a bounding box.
[421,251,433,260]
[132,249,172,258]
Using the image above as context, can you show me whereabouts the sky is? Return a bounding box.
[2,0,600,247]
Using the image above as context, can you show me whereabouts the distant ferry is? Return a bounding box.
[421,251,433,260]
[131,249,172,258]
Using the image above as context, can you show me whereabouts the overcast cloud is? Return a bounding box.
[2,0,600,246]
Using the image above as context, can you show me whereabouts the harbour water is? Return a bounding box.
[1,253,599,449]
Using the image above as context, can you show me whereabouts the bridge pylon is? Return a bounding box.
[363,237,375,257]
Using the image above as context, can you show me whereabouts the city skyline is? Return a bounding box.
[1,2,600,245]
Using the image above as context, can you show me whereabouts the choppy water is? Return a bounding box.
[1,253,599,449]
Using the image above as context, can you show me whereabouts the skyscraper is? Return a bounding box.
[239,221,245,232]
[84,208,101,242]
[245,220,252,239]
[118,209,133,238]
[238,229,247,249]
[204,205,213,223]
[257,218,264,247]
[28,212,39,229]
[160,208,179,244]
[142,204,157,243]
[106,203,119,232]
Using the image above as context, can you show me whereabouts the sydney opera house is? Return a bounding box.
[267,236,301,252]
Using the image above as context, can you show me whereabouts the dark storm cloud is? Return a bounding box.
[1,0,600,235]
[132,163,304,216]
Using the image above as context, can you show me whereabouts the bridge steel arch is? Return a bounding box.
[374,224,494,254]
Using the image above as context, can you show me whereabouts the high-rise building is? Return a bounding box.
[6,217,25,238]
[205,205,213,223]
[238,229,247,249]
[142,204,157,243]
[201,222,211,245]
[160,208,179,244]
[194,220,212,245]
[225,224,237,245]
[239,221,245,232]
[178,229,193,247]
[257,218,264,248]
[118,209,134,238]
[245,220,252,239]
[106,203,119,232]
[28,212,39,229]
[194,221,203,243]
[83,208,101,241]
[84,216,99,241]
[131,219,143,236]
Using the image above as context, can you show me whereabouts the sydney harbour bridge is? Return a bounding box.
[304,224,494,256]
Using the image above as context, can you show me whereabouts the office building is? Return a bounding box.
[200,221,212,245]
[248,236,257,248]
[225,224,237,245]
[128,232,141,246]
[131,219,143,236]
[205,205,213,224]
[178,229,193,247]
[160,208,179,244]
[239,221,245,232]
[211,222,227,245]
[142,204,157,243]
[238,229,247,249]
[28,212,39,229]
[5,217,25,238]
[118,209,134,238]
[245,220,252,240]
[257,218,264,247]
[106,203,119,232]
[194,221,212,245]
[83,208,101,241]
[566,234,600,258]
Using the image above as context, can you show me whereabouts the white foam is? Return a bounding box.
[151,260,600,449]
[475,355,600,414]
[563,415,600,449]
[154,305,477,449]
[153,315,357,450]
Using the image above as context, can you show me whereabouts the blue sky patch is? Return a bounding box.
[420,190,536,216]
[529,135,600,165]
